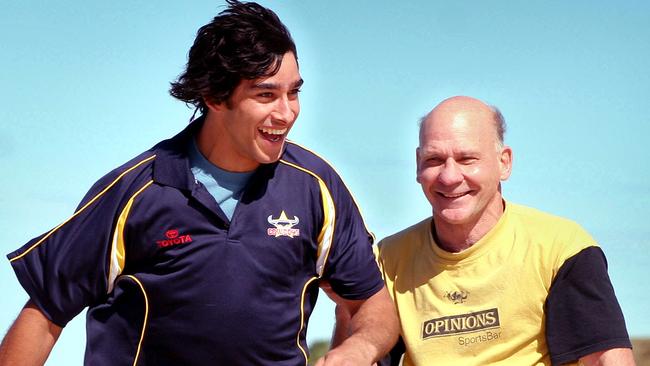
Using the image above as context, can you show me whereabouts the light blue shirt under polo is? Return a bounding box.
[188,139,255,220]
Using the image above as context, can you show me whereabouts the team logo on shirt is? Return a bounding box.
[156,229,193,248]
[445,290,469,304]
[267,211,300,238]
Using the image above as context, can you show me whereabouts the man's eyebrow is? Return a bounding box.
[253,78,304,90]
[293,79,304,88]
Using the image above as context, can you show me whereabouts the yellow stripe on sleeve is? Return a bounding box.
[315,179,335,277]
[9,155,156,263]
[107,180,154,293]
[285,141,375,241]
[279,160,336,277]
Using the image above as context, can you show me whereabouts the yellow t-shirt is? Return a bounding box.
[378,203,601,366]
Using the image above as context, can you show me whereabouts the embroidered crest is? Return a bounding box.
[267,211,300,238]
[445,290,469,304]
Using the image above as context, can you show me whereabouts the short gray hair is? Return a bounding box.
[490,105,506,147]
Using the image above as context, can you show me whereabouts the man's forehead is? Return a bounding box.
[418,138,482,154]
[419,120,496,150]
[421,110,496,138]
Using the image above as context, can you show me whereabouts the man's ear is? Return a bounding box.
[499,145,513,181]
[204,97,226,113]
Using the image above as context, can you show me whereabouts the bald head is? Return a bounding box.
[419,96,506,149]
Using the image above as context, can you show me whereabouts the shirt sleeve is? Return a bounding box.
[6,170,136,327]
[545,246,632,364]
[320,174,384,300]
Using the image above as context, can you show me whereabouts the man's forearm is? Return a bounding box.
[0,300,62,366]
[319,286,399,365]
[344,287,399,361]
[579,348,636,366]
[330,303,353,349]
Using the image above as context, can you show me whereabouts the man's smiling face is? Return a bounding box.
[416,97,511,229]
[207,52,303,172]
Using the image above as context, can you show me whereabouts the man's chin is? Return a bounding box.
[257,152,284,165]
[435,207,472,225]
[256,142,286,164]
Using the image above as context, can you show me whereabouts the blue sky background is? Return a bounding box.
[1,1,649,364]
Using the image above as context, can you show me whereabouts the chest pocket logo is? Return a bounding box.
[157,229,193,248]
[267,211,300,238]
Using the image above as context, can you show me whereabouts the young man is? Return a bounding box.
[0,2,398,365]
[334,96,634,365]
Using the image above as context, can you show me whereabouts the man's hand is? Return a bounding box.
[314,340,376,366]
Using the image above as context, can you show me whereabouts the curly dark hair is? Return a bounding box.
[169,0,297,114]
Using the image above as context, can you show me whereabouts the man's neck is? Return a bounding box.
[196,113,259,172]
[432,198,505,253]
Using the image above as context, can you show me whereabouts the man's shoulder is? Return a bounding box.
[98,120,192,184]
[508,202,584,231]
[279,141,354,193]
[87,123,189,197]
[78,149,157,204]
[281,141,337,176]
[507,202,598,254]
[378,218,431,258]
[124,147,159,168]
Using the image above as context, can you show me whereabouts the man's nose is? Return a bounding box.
[437,159,464,185]
[271,95,296,123]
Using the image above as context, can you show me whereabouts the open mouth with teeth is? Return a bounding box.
[438,191,469,199]
[259,126,287,143]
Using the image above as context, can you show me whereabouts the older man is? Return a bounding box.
[334,95,635,365]
[379,95,635,365]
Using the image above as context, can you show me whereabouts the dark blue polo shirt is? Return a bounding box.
[8,118,383,365]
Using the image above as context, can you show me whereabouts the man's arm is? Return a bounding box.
[0,300,62,366]
[545,246,635,365]
[579,348,636,366]
[316,285,399,366]
[329,300,352,349]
